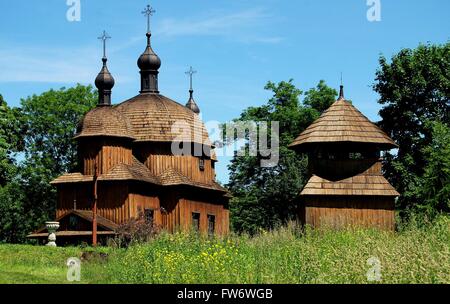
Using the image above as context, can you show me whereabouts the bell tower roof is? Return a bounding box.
[289,86,397,151]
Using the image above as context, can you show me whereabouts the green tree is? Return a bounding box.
[0,182,27,243]
[0,85,97,243]
[21,84,97,174]
[227,80,337,234]
[304,80,340,113]
[418,120,450,216]
[19,85,97,233]
[374,43,450,215]
[0,95,24,185]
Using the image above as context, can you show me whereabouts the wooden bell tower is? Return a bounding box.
[289,86,399,230]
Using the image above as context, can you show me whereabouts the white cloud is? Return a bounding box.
[0,44,133,84]
[156,8,283,44]
[0,45,97,83]
[0,8,283,83]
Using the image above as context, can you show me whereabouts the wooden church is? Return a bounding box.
[289,86,399,230]
[30,7,230,244]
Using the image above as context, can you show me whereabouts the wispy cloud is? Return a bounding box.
[0,44,133,84]
[0,8,283,83]
[0,45,97,83]
[156,8,283,44]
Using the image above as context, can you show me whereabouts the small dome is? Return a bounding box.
[137,33,161,71]
[186,90,200,114]
[75,106,134,140]
[95,58,115,91]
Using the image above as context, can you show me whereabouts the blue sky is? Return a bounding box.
[0,0,449,183]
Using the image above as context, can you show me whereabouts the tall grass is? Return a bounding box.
[107,216,449,284]
[0,216,448,284]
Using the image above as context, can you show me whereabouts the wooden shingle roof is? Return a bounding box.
[31,209,119,235]
[289,98,397,150]
[74,106,135,140]
[51,173,93,184]
[116,93,211,146]
[301,174,400,196]
[99,157,160,184]
[51,158,228,194]
[158,168,228,193]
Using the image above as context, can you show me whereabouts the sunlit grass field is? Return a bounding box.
[0,216,448,284]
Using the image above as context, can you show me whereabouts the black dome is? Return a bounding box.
[137,33,161,71]
[95,58,115,90]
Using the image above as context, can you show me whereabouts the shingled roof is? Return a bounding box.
[99,157,160,184]
[74,106,135,140]
[51,158,228,194]
[300,174,400,196]
[158,168,228,193]
[51,173,93,184]
[289,97,397,150]
[116,93,211,146]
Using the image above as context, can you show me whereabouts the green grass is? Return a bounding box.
[0,216,449,284]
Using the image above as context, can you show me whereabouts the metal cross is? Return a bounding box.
[185,66,197,90]
[142,4,156,33]
[98,30,111,58]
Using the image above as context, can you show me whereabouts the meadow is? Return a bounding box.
[0,216,448,284]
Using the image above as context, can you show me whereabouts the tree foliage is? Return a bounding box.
[0,95,24,186]
[418,120,450,215]
[0,85,96,243]
[227,80,337,234]
[374,43,450,216]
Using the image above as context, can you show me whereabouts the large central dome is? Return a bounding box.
[116,93,211,145]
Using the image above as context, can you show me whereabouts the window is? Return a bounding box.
[199,158,205,171]
[68,215,78,230]
[144,209,154,224]
[208,214,216,236]
[192,212,200,231]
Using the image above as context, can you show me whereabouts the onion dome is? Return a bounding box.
[138,32,161,93]
[137,33,161,71]
[186,89,200,114]
[74,106,134,140]
[95,57,115,106]
[184,66,200,114]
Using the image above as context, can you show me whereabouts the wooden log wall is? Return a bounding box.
[159,190,181,233]
[128,191,161,225]
[302,196,395,230]
[56,184,93,218]
[178,197,229,235]
[97,183,129,224]
[78,138,133,175]
[155,188,229,235]
[56,182,131,225]
[136,143,215,185]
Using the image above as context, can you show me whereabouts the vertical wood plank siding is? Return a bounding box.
[138,143,215,185]
[301,196,395,230]
[55,140,229,237]
[78,138,132,175]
